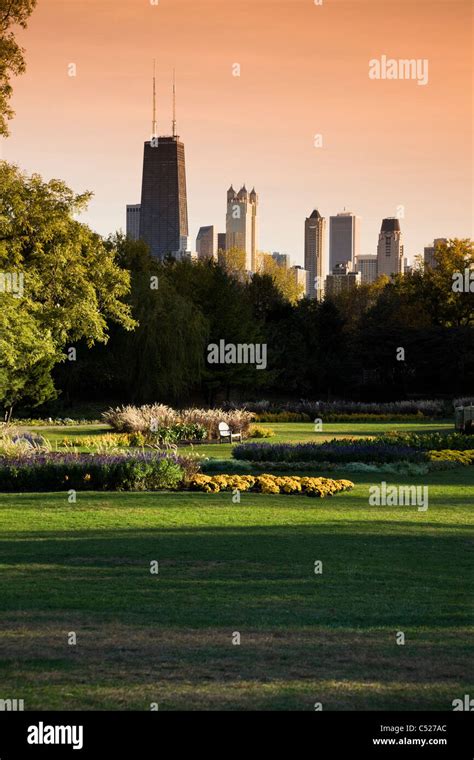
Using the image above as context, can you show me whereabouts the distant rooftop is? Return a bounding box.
[381,218,401,232]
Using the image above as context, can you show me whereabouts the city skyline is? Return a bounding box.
[2,0,472,266]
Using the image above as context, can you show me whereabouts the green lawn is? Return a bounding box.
[0,442,472,710]
[30,420,453,458]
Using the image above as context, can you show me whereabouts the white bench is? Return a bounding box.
[218,422,242,443]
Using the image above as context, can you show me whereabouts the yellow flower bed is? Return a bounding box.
[428,449,474,466]
[188,473,354,497]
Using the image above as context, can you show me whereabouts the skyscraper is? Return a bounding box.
[272,252,291,269]
[424,238,447,269]
[325,262,361,297]
[355,254,378,284]
[376,218,404,278]
[304,209,327,300]
[196,225,218,260]
[225,185,258,272]
[329,211,360,271]
[139,68,188,259]
[126,204,141,241]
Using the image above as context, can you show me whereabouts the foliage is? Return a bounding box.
[230,399,448,417]
[379,431,474,451]
[103,404,178,432]
[104,404,254,439]
[154,423,207,445]
[188,473,354,497]
[62,432,146,451]
[0,0,37,136]
[0,430,50,458]
[26,239,474,410]
[248,425,275,438]
[258,254,303,304]
[254,412,312,423]
[217,246,247,278]
[422,239,474,328]
[427,449,474,466]
[0,164,136,414]
[0,450,196,492]
[233,439,427,464]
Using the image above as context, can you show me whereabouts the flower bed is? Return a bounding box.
[378,431,474,451]
[0,451,198,492]
[225,399,448,417]
[253,412,431,423]
[232,439,426,464]
[427,449,474,465]
[188,473,354,497]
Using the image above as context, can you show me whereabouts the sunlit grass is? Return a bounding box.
[0,461,472,710]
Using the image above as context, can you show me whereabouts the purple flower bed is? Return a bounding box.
[0,451,198,492]
[232,439,427,464]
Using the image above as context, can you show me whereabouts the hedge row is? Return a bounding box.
[0,452,197,492]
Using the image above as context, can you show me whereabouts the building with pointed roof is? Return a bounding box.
[225,184,258,272]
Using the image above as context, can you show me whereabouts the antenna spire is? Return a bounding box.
[152,59,157,138]
[172,68,177,137]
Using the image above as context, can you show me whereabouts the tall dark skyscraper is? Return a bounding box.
[139,68,189,259]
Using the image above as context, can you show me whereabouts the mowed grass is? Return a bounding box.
[0,458,472,710]
[29,420,452,458]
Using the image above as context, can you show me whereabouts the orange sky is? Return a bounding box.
[2,0,473,264]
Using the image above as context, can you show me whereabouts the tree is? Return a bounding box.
[217,246,248,279]
[0,0,37,136]
[167,258,267,403]
[0,163,136,416]
[422,239,474,327]
[0,295,58,420]
[258,254,303,305]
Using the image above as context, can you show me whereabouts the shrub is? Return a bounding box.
[188,473,354,497]
[102,404,178,433]
[64,433,133,451]
[224,399,448,417]
[0,451,198,492]
[232,439,426,464]
[153,423,207,445]
[254,412,311,423]
[427,449,474,466]
[378,431,474,451]
[10,417,102,426]
[0,431,51,459]
[179,409,254,439]
[317,413,427,423]
[248,425,275,438]
[200,459,254,475]
[103,405,254,440]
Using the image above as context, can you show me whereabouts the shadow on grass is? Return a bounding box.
[0,522,471,629]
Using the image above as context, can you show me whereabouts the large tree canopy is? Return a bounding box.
[0,163,136,414]
[0,0,37,136]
